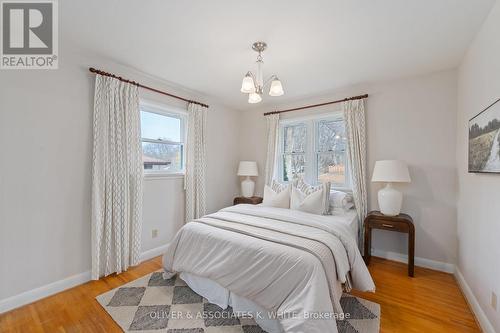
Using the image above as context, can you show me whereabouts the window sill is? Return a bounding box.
[143,172,185,181]
[331,186,352,193]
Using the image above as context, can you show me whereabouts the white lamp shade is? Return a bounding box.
[237,161,259,176]
[371,160,411,183]
[269,78,284,96]
[248,92,262,104]
[241,74,256,93]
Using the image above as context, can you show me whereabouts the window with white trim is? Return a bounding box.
[278,113,350,188]
[140,102,186,174]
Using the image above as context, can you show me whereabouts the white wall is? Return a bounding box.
[456,1,500,331]
[142,177,185,253]
[0,45,241,304]
[240,69,458,266]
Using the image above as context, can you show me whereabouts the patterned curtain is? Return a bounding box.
[264,114,280,186]
[185,102,208,223]
[344,99,368,250]
[91,75,143,280]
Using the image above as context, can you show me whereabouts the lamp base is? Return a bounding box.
[378,183,403,216]
[241,177,255,198]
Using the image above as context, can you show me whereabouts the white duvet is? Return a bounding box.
[163,204,375,333]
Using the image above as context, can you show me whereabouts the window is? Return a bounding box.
[140,102,186,174]
[278,114,350,188]
[282,123,307,182]
[316,119,348,186]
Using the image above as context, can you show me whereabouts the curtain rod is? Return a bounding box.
[88,67,209,108]
[263,94,368,116]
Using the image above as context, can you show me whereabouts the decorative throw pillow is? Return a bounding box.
[290,178,329,215]
[271,179,289,193]
[262,180,290,208]
[329,189,355,213]
[329,190,353,209]
[344,201,355,210]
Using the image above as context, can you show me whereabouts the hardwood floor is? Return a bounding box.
[0,256,480,333]
[351,257,480,333]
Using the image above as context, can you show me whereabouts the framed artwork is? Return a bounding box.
[469,98,500,173]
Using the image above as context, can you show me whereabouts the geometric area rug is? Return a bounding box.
[96,270,380,333]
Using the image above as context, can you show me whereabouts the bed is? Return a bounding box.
[162,204,375,333]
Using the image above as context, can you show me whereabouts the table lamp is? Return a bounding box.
[237,161,259,197]
[371,160,411,216]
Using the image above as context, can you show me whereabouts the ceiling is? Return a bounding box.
[62,0,495,111]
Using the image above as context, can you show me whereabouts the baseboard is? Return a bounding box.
[371,248,456,273]
[454,268,496,333]
[139,243,168,262]
[0,243,169,314]
[0,270,91,314]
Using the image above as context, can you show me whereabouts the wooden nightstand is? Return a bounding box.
[364,211,415,277]
[233,196,263,205]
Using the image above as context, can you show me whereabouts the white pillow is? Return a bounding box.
[262,182,290,208]
[329,190,355,213]
[290,178,329,215]
[270,179,289,193]
[329,190,352,209]
[344,201,355,210]
[290,186,326,215]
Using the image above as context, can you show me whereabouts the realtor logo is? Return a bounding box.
[1,0,58,69]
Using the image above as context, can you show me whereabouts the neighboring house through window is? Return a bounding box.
[140,101,186,175]
[278,112,350,189]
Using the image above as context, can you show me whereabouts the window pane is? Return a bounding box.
[317,120,346,152]
[142,142,182,171]
[284,124,307,153]
[317,152,346,185]
[140,111,181,142]
[283,154,306,182]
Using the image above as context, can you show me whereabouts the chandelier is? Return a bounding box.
[240,41,284,104]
